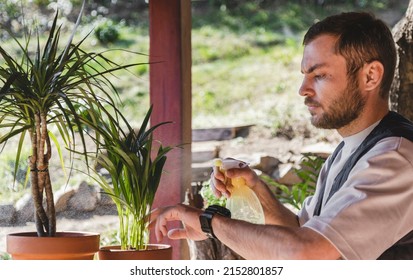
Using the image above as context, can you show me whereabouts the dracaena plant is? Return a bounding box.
[92,105,173,250]
[0,2,144,237]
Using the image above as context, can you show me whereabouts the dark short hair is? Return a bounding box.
[303,12,396,98]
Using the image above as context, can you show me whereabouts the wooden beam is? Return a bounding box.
[149,0,192,260]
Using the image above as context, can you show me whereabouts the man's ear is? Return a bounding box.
[362,61,384,91]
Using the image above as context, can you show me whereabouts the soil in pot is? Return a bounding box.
[6,231,100,260]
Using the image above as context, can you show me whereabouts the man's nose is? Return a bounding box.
[298,77,314,97]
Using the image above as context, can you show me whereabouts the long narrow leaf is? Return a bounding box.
[12,130,27,189]
[48,130,67,178]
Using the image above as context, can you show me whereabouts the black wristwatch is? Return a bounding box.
[199,205,231,239]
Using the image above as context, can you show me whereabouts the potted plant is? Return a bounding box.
[93,105,174,260]
[0,2,144,259]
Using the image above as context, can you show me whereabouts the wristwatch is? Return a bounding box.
[199,205,231,239]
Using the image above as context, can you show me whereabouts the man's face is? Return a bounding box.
[299,34,366,130]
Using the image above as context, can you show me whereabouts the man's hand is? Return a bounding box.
[210,158,261,199]
[149,204,208,242]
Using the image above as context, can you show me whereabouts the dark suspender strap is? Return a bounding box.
[312,141,344,216]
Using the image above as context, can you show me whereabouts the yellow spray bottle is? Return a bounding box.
[213,158,264,224]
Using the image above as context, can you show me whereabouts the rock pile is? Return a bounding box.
[0,181,117,226]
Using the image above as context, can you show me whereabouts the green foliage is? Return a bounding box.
[200,180,227,208]
[193,1,318,34]
[192,26,252,64]
[0,252,11,260]
[92,105,173,250]
[262,154,325,210]
[99,229,120,247]
[32,0,52,6]
[0,147,30,192]
[0,0,24,26]
[94,19,121,44]
[135,64,148,76]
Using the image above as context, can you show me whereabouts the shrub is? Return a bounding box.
[262,153,325,210]
[94,19,120,44]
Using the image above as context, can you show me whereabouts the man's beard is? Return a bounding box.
[305,77,366,130]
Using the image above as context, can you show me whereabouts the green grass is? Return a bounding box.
[192,34,305,129]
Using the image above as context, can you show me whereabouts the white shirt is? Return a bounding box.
[298,122,413,259]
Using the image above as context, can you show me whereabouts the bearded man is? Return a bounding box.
[150,12,413,260]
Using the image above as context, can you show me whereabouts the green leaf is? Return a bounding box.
[48,130,67,178]
[12,130,27,189]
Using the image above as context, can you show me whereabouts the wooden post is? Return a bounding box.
[149,0,192,260]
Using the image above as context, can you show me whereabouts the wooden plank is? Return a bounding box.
[192,127,235,142]
[192,150,219,163]
[192,124,254,142]
[191,162,213,182]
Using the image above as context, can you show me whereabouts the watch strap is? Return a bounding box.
[199,205,231,239]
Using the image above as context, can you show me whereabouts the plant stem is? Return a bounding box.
[30,113,46,236]
[29,112,56,236]
[42,113,56,236]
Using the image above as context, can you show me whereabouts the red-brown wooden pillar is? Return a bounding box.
[149,0,192,260]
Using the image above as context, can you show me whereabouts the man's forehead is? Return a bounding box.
[301,35,341,73]
[301,62,328,74]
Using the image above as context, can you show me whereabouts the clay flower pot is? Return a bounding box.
[98,244,172,260]
[6,231,100,260]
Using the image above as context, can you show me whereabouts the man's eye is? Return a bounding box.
[314,74,326,80]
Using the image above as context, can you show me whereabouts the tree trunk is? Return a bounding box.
[30,112,55,237]
[390,0,413,121]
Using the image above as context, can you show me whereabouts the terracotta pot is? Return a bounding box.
[6,231,100,260]
[98,244,172,260]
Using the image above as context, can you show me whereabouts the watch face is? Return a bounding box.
[199,212,214,236]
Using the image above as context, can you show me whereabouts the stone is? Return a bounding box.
[15,193,34,223]
[94,189,117,215]
[0,203,15,225]
[67,181,98,212]
[98,190,115,206]
[256,155,281,174]
[273,163,302,186]
[301,142,334,159]
[54,186,76,213]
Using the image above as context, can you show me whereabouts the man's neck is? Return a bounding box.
[337,107,389,137]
